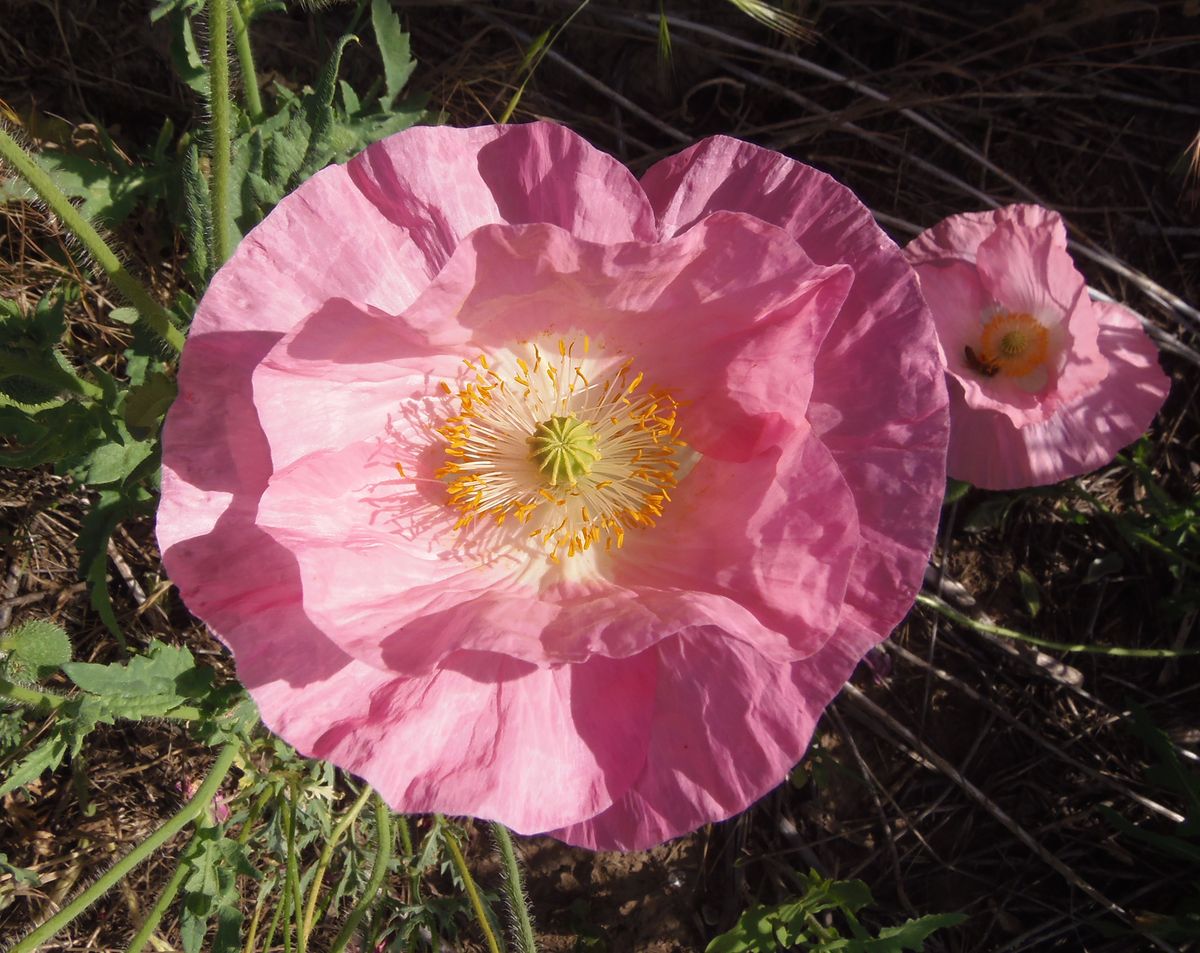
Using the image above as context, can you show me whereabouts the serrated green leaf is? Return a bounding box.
[170,10,210,95]
[63,640,212,718]
[862,912,968,951]
[371,0,415,108]
[299,34,358,179]
[339,78,361,115]
[73,437,155,487]
[1,151,159,225]
[124,371,177,433]
[0,730,68,797]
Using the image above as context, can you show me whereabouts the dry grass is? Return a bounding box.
[1,1,1198,950]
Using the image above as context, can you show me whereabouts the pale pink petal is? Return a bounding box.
[975,218,1078,320]
[947,300,1170,489]
[615,432,859,663]
[905,203,1068,267]
[303,649,658,834]
[391,216,852,461]
[347,122,658,266]
[253,299,468,470]
[166,122,657,522]
[641,136,949,650]
[553,620,877,851]
[258,430,858,673]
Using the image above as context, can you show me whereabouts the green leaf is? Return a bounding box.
[181,829,258,953]
[1,619,72,681]
[299,34,359,179]
[63,640,213,718]
[0,730,68,797]
[861,913,968,951]
[1016,568,1041,618]
[182,144,213,285]
[123,371,177,434]
[1,151,160,225]
[371,0,416,108]
[0,851,40,886]
[73,436,155,486]
[169,10,210,95]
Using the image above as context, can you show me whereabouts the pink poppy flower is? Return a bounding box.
[905,204,1169,489]
[158,123,948,850]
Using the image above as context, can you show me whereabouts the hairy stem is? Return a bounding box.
[301,784,372,945]
[330,793,394,953]
[0,127,184,353]
[208,0,235,266]
[0,677,66,712]
[917,592,1200,658]
[11,740,239,953]
[492,822,537,953]
[124,833,194,953]
[229,0,264,121]
[442,821,502,953]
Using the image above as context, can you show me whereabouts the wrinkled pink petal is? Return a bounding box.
[553,619,877,851]
[640,135,949,652]
[947,299,1170,488]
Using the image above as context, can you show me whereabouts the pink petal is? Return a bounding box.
[642,136,948,651]
[975,217,1081,325]
[905,203,1067,267]
[347,122,658,265]
[302,650,659,835]
[946,299,1170,489]
[553,620,877,850]
[615,431,859,664]
[392,216,852,461]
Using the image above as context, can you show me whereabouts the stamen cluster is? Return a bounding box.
[435,338,687,561]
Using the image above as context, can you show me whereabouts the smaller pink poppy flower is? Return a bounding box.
[905,204,1169,489]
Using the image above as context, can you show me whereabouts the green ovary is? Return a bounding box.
[529,415,600,486]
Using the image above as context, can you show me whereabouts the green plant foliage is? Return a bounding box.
[180,826,259,953]
[64,640,214,717]
[706,871,966,953]
[218,8,425,239]
[0,732,69,799]
[0,641,229,798]
[0,619,72,683]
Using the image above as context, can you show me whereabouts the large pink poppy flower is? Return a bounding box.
[158,123,948,850]
[905,204,1169,489]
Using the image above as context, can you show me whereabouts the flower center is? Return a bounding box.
[529,415,600,486]
[969,311,1049,378]
[435,337,687,562]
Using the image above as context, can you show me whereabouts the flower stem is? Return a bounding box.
[329,793,394,953]
[229,0,264,121]
[0,126,184,354]
[442,820,502,953]
[492,822,538,953]
[301,784,372,946]
[917,592,1200,658]
[124,832,193,953]
[10,740,239,953]
[0,677,66,712]
[208,0,235,266]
